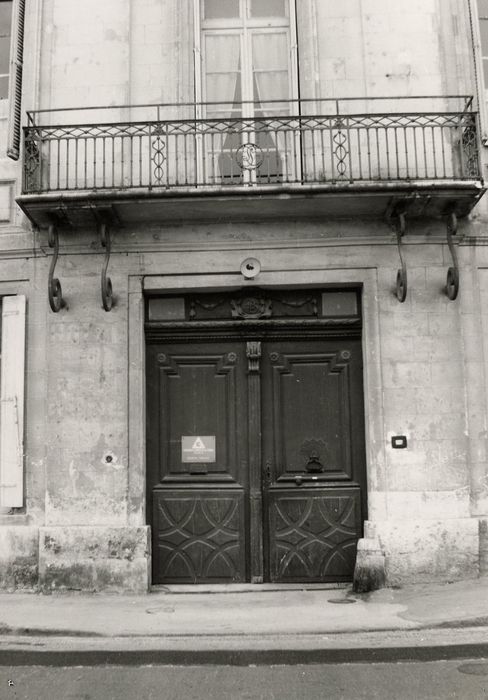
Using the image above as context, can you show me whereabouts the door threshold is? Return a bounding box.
[150,582,351,594]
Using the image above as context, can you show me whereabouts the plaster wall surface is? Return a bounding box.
[33,0,474,113]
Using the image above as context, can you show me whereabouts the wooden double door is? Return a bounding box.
[146,331,366,584]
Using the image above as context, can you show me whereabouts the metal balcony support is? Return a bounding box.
[445,211,459,301]
[393,211,407,303]
[99,222,114,312]
[47,224,65,312]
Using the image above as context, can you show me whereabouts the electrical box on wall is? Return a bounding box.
[391,435,408,449]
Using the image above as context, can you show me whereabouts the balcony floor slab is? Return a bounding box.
[17,181,485,230]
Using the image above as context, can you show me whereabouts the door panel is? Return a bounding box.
[153,490,246,583]
[153,344,246,484]
[267,488,361,582]
[262,340,365,484]
[265,347,354,480]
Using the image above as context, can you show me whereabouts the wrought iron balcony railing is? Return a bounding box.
[22,97,481,196]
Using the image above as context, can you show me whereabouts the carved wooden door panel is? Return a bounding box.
[261,339,366,583]
[146,342,249,584]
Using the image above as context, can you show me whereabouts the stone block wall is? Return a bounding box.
[0,522,38,590]
[38,526,150,593]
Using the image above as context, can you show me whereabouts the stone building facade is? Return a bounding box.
[0,0,488,592]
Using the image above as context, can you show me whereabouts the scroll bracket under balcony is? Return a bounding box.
[99,223,114,312]
[445,211,459,301]
[392,211,407,303]
[47,224,65,313]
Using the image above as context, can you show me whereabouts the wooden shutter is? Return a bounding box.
[7,0,25,161]
[0,295,26,507]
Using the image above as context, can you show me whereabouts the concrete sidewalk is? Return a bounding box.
[1,579,488,665]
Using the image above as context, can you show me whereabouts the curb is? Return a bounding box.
[2,642,488,667]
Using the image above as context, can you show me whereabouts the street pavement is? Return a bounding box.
[3,660,488,700]
[0,579,487,666]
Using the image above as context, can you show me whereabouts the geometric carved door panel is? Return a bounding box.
[147,320,366,584]
[267,489,362,582]
[153,490,246,583]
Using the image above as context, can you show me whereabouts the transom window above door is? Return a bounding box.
[203,0,287,21]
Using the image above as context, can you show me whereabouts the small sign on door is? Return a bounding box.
[181,436,216,463]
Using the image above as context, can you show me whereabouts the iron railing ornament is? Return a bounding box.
[393,211,407,303]
[47,224,65,312]
[24,128,41,192]
[151,123,166,186]
[236,143,264,172]
[333,117,349,180]
[99,223,114,311]
[445,211,459,301]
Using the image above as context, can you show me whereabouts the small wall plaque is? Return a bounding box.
[182,436,216,463]
[391,435,408,449]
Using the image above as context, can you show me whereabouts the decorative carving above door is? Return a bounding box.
[149,289,360,324]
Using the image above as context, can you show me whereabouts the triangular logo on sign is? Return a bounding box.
[192,437,206,450]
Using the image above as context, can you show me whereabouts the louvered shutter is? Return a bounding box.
[7,0,25,161]
[0,295,26,507]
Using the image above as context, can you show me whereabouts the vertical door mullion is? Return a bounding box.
[247,340,264,582]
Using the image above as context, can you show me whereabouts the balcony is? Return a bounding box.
[17,96,485,228]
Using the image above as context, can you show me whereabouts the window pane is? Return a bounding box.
[205,33,240,74]
[250,0,286,17]
[204,0,240,19]
[479,0,488,16]
[480,19,488,52]
[204,34,241,116]
[483,58,488,85]
[252,33,289,113]
[0,1,11,38]
[253,32,288,72]
[0,74,7,99]
[0,35,9,73]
